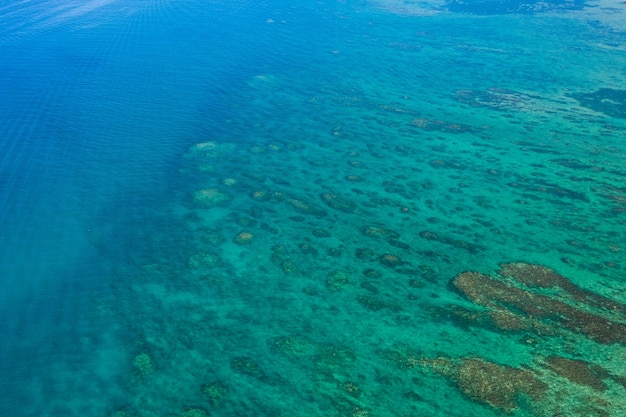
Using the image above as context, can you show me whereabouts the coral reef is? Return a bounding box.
[379,253,403,268]
[187,253,219,269]
[320,193,357,213]
[270,336,315,357]
[498,262,626,314]
[201,382,228,404]
[361,226,399,240]
[544,356,608,391]
[451,269,626,345]
[230,357,265,379]
[132,353,154,375]
[188,141,217,155]
[428,263,626,415]
[410,117,476,133]
[312,228,331,238]
[326,270,350,291]
[181,407,210,417]
[192,188,231,207]
[454,88,536,111]
[285,196,327,217]
[355,248,375,260]
[233,231,254,245]
[424,357,547,414]
[570,88,626,119]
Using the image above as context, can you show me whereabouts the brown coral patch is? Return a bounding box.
[445,305,554,337]
[271,336,315,357]
[422,356,547,414]
[419,231,482,254]
[326,270,350,292]
[251,190,270,201]
[192,188,231,207]
[544,356,608,391]
[313,344,356,370]
[379,253,403,268]
[345,175,364,182]
[286,197,327,217]
[451,269,626,345]
[201,381,228,404]
[454,358,547,413]
[499,262,570,289]
[499,262,626,315]
[362,226,400,240]
[488,308,533,332]
[312,228,331,238]
[454,88,532,111]
[508,179,589,202]
[411,117,476,133]
[340,381,362,398]
[230,357,264,379]
[320,193,357,213]
[355,248,374,260]
[280,260,298,274]
[233,231,254,245]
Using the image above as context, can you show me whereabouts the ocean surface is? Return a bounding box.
[1,0,625,416]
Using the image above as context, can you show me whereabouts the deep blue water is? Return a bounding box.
[1,1,626,416]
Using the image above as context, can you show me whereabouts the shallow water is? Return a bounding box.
[1,0,625,416]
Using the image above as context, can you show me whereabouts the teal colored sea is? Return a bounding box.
[1,0,625,416]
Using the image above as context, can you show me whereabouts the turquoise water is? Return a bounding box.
[1,0,625,416]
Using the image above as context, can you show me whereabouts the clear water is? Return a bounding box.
[1,0,625,416]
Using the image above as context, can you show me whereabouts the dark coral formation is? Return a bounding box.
[320,193,357,213]
[192,188,232,207]
[544,356,608,392]
[361,226,400,240]
[378,253,403,268]
[418,263,626,415]
[201,381,229,404]
[508,178,590,202]
[419,231,482,254]
[454,87,536,109]
[498,262,626,315]
[422,357,547,414]
[447,304,549,334]
[233,231,254,245]
[445,0,587,15]
[270,335,315,357]
[451,268,626,345]
[182,407,210,417]
[570,88,626,119]
[230,357,265,379]
[326,270,350,291]
[410,116,476,133]
[273,193,327,217]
